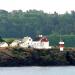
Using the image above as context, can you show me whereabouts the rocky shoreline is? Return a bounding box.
[0,47,75,66]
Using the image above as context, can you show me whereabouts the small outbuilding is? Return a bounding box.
[10,40,21,47]
[0,42,8,47]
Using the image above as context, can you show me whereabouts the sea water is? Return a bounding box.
[0,66,75,75]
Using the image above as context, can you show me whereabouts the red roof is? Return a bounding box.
[34,36,48,42]
[41,37,48,42]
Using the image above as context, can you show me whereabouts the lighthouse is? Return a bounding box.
[59,41,64,51]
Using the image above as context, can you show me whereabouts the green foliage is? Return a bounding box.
[0,36,5,42]
[48,35,75,47]
[0,10,75,38]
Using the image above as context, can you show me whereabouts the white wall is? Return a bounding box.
[0,42,8,47]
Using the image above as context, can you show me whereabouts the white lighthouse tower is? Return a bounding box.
[59,41,64,51]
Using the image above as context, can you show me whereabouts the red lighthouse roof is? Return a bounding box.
[34,35,48,42]
[41,37,48,42]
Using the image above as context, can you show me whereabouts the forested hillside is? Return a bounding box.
[0,10,75,38]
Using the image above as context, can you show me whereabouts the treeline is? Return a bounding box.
[0,10,75,38]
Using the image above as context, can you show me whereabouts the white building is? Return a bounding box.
[19,37,32,48]
[0,42,8,47]
[10,40,21,47]
[31,35,51,49]
[9,35,52,49]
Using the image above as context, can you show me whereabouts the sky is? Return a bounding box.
[0,0,75,14]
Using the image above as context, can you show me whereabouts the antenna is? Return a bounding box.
[59,31,61,41]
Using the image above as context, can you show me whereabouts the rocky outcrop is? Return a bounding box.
[0,48,75,66]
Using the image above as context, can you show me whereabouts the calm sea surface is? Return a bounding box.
[0,66,75,75]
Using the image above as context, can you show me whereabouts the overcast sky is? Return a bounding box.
[0,0,75,14]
